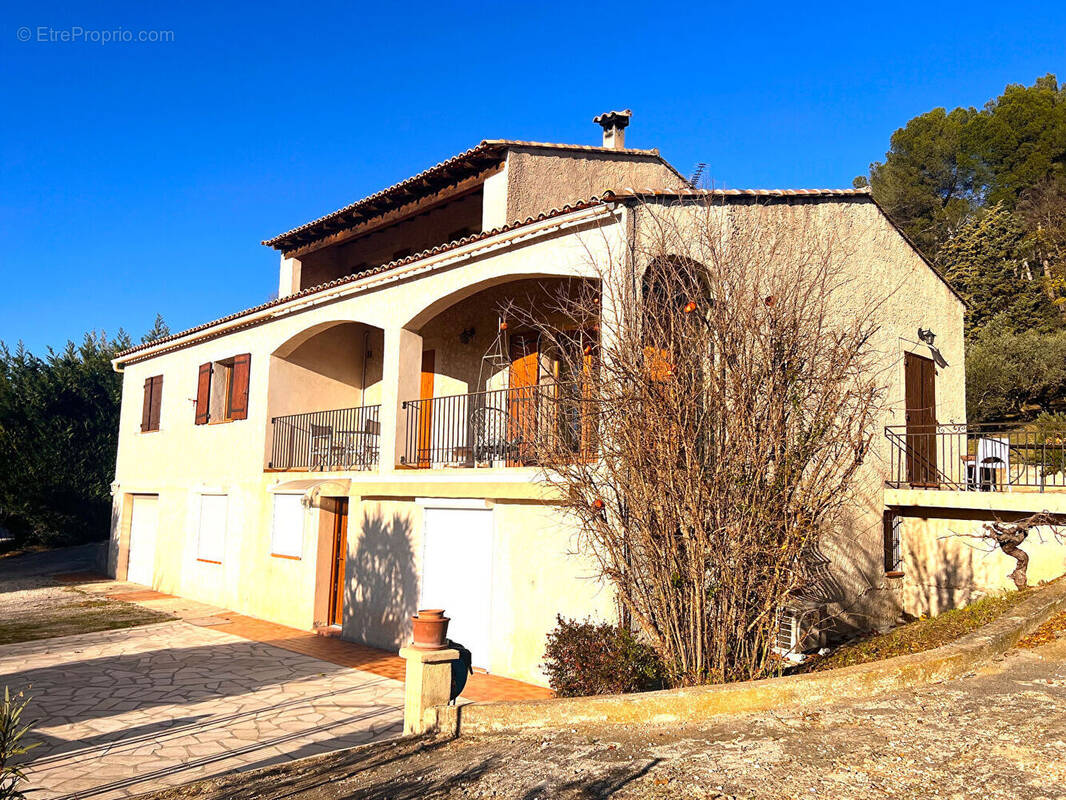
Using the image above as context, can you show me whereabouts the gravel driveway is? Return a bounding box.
[138,634,1066,800]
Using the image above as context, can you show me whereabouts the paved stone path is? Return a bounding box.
[2,621,404,799]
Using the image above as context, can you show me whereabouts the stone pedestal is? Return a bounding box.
[399,646,460,735]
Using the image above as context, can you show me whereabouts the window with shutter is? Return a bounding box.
[227,354,251,420]
[141,375,163,432]
[196,494,227,563]
[270,493,304,559]
[196,355,251,425]
[195,363,212,425]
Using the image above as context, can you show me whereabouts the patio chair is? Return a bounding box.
[470,406,517,464]
[975,436,1010,491]
[308,423,334,471]
[335,417,381,470]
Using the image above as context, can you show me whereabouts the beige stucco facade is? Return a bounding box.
[111,132,1037,685]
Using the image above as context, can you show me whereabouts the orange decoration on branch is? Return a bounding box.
[683,301,697,314]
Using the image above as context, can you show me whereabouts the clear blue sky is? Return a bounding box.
[3,1,1065,353]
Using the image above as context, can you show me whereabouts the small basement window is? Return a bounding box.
[883,510,903,575]
[197,494,227,564]
[270,493,304,559]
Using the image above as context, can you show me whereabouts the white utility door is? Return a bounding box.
[421,507,494,669]
[126,495,159,586]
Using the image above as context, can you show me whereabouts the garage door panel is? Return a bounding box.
[421,508,493,669]
[127,495,159,586]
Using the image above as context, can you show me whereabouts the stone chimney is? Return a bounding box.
[593,109,632,149]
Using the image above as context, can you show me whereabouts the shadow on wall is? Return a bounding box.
[807,507,897,644]
[906,524,978,617]
[344,511,419,651]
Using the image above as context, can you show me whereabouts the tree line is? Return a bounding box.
[859,74,1066,422]
[0,316,169,546]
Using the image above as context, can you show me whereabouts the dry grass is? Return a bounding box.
[0,594,171,645]
[797,590,1033,673]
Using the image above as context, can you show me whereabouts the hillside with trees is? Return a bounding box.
[858,74,1066,422]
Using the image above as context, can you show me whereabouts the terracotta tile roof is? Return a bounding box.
[262,140,676,252]
[612,187,873,199]
[116,197,613,363]
[118,184,934,365]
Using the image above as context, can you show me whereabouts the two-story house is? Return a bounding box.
[109,112,983,685]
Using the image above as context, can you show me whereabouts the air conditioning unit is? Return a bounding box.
[774,608,801,660]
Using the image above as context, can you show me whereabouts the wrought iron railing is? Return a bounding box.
[401,383,593,467]
[885,423,1066,491]
[269,405,381,471]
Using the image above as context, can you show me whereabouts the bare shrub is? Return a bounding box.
[509,197,887,686]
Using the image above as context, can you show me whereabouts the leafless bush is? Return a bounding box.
[508,198,887,686]
[949,511,1065,589]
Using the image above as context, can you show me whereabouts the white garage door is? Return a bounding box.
[126,495,159,586]
[421,507,494,669]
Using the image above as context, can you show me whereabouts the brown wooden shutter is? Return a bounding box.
[149,376,163,431]
[195,363,212,425]
[141,377,154,432]
[227,354,251,420]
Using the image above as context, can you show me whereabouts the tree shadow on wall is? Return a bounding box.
[344,511,418,650]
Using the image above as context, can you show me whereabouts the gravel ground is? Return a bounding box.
[138,634,1066,800]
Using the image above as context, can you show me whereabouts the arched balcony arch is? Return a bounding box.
[265,320,385,472]
[395,274,600,469]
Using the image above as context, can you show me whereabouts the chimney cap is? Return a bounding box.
[593,109,632,131]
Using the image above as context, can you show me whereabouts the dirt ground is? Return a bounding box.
[137,631,1066,800]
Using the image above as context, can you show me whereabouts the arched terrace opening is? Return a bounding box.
[265,321,385,471]
[400,276,599,468]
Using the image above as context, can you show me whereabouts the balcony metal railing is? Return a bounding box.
[401,383,593,468]
[269,405,381,471]
[885,423,1066,492]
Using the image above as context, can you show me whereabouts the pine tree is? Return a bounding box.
[141,314,170,344]
[937,203,1061,335]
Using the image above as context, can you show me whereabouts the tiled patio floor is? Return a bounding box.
[76,577,554,703]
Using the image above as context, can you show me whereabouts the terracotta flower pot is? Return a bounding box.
[411,608,450,650]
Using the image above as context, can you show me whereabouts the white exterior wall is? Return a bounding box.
[110,209,624,682]
[110,195,979,683]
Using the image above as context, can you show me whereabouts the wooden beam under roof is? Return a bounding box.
[282,163,503,259]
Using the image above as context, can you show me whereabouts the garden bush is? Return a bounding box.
[542,616,666,697]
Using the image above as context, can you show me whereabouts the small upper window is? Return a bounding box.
[140,375,163,432]
[195,354,250,425]
[270,493,304,559]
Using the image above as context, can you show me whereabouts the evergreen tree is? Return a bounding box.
[0,328,133,545]
[937,203,1061,334]
[141,314,170,344]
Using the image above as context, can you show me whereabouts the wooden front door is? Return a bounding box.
[417,351,435,467]
[904,352,938,487]
[508,333,540,465]
[327,499,349,626]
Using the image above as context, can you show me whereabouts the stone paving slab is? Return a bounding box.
[0,620,404,799]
